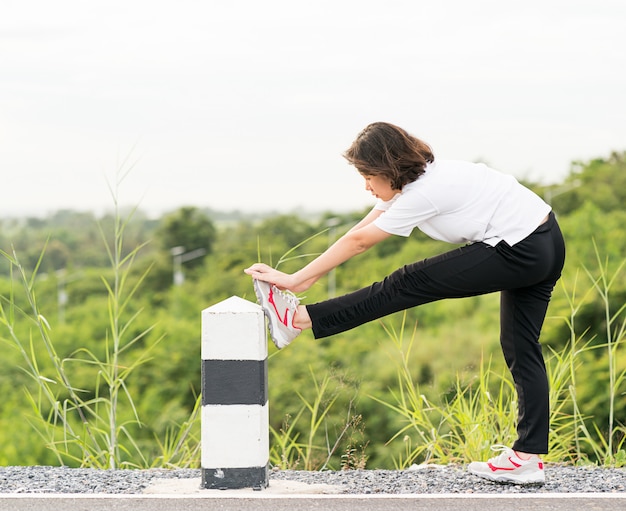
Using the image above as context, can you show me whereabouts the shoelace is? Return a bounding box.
[271,285,301,308]
[486,445,516,464]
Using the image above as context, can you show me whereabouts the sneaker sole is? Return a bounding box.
[469,470,545,485]
[253,281,288,349]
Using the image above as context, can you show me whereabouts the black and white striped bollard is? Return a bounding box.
[201,296,269,489]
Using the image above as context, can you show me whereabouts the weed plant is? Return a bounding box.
[268,367,366,470]
[0,169,200,468]
[270,250,626,469]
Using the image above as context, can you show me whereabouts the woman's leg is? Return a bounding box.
[306,241,503,338]
[500,285,552,453]
[499,216,566,453]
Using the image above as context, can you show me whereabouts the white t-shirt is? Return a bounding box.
[373,160,551,247]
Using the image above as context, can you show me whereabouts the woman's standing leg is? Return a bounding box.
[498,216,566,453]
[500,284,553,454]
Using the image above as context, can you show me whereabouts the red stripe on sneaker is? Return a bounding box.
[268,288,289,327]
[487,463,513,472]
[487,457,522,472]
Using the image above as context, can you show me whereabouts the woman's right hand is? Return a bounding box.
[243,263,317,293]
[244,263,294,290]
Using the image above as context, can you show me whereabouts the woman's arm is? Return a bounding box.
[288,209,387,292]
[346,207,384,233]
[244,215,391,293]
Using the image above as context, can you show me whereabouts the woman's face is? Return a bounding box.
[362,173,396,201]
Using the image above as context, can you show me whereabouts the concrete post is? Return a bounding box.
[201,296,269,490]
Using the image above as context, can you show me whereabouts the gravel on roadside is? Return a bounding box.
[271,465,626,494]
[0,465,624,494]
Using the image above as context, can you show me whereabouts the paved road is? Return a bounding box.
[1,493,626,511]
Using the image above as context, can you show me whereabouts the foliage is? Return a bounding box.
[370,272,625,468]
[0,209,159,276]
[548,151,626,215]
[0,194,196,468]
[269,367,366,471]
[0,150,624,469]
[155,206,216,270]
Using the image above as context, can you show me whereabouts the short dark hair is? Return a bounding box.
[343,122,434,190]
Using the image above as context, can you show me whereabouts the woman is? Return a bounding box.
[244,121,565,485]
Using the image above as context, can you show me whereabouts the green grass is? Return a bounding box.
[269,250,626,469]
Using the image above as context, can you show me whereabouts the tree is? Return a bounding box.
[156,207,216,270]
[548,151,626,215]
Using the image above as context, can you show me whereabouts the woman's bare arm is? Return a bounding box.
[244,217,391,293]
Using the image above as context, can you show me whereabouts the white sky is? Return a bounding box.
[1,0,625,218]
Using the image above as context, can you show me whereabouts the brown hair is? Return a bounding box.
[343,122,434,190]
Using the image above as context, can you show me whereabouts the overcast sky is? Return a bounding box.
[1,0,625,218]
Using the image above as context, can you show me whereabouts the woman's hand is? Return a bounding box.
[244,263,317,293]
[244,263,294,290]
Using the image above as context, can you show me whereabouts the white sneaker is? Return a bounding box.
[253,280,302,349]
[468,446,545,485]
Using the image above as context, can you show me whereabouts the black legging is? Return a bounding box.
[306,212,566,454]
